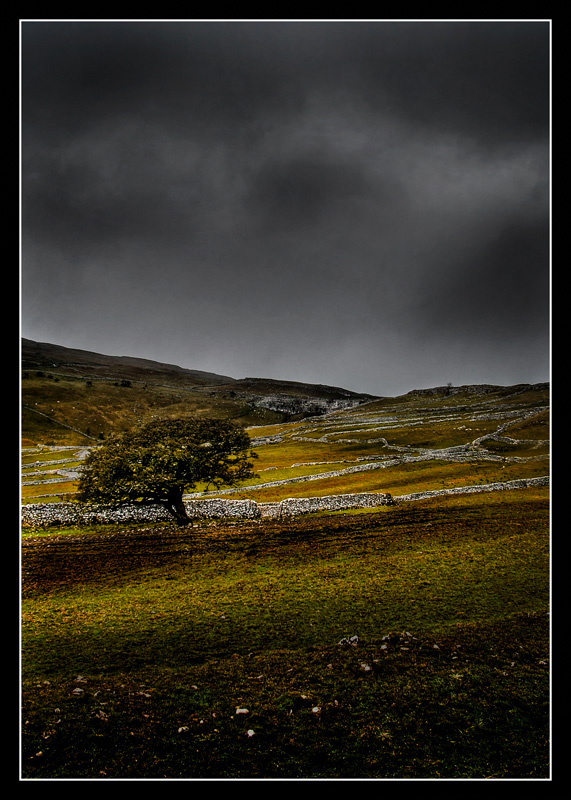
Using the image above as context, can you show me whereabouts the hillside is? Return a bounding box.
[21,348,550,781]
[21,339,376,445]
[22,348,549,513]
[21,338,237,388]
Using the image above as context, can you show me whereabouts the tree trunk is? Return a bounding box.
[166,489,191,526]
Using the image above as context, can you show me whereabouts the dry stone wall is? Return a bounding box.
[395,476,549,503]
[20,477,548,527]
[21,492,394,526]
[20,498,260,526]
[278,492,395,516]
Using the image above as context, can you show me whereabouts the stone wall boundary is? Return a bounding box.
[21,476,548,527]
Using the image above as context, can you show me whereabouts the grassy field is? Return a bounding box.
[21,380,551,779]
[21,373,270,447]
[21,382,550,506]
[21,489,550,779]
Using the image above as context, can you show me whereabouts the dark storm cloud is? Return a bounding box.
[411,215,550,338]
[337,20,549,149]
[22,21,549,161]
[245,150,382,234]
[21,20,550,395]
[22,21,305,143]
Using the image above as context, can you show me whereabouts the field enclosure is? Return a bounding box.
[22,383,549,510]
[21,382,550,779]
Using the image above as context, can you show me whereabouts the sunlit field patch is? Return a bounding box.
[204,459,548,504]
[21,482,78,503]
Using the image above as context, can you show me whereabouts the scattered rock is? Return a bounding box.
[338,635,359,647]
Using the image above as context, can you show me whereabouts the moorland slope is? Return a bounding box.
[22,345,549,520]
[21,347,550,778]
[21,339,375,444]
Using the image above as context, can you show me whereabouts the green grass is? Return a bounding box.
[22,379,549,507]
[21,373,284,446]
[205,458,548,503]
[20,377,551,777]
[21,483,78,503]
[21,447,549,505]
[21,489,550,779]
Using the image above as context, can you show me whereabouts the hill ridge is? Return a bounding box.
[21,338,378,443]
[21,338,236,386]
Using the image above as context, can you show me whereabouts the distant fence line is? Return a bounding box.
[21,477,549,527]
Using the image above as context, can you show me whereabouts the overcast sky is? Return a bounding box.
[21,20,551,396]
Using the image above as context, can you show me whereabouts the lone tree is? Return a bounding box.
[76,417,258,525]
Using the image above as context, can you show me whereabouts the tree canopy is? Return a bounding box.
[76,417,258,524]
